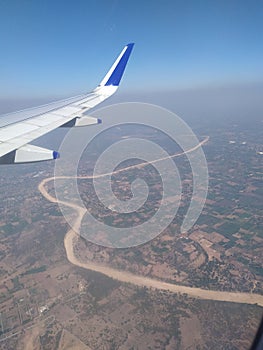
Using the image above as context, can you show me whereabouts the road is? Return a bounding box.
[38,137,263,307]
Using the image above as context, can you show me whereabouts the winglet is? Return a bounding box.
[99,43,134,87]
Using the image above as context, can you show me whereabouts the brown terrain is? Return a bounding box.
[0,133,262,349]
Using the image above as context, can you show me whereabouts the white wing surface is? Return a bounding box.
[0,43,134,164]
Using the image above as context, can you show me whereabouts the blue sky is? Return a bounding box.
[0,0,263,99]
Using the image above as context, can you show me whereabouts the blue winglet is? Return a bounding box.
[104,43,134,86]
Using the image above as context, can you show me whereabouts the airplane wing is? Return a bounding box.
[0,43,134,164]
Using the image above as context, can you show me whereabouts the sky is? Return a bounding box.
[0,0,263,101]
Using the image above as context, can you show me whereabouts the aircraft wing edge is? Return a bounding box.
[0,43,134,164]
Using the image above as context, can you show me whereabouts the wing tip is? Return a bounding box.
[100,42,134,87]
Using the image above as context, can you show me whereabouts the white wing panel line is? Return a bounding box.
[24,114,64,127]
[52,105,82,117]
[0,123,39,142]
[0,102,85,145]
[0,116,74,157]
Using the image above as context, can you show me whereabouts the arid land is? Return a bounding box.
[0,123,262,349]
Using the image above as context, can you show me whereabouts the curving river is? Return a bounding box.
[38,137,263,307]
